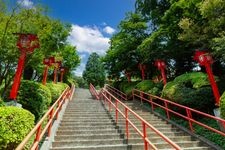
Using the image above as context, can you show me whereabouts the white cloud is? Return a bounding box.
[103,26,116,35]
[17,0,34,8]
[68,24,110,55]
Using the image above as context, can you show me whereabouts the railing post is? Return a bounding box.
[56,99,61,120]
[150,96,154,112]
[34,125,42,150]
[48,109,54,137]
[186,109,194,132]
[164,101,170,120]
[125,107,129,140]
[140,92,143,104]
[142,122,148,150]
[132,90,134,101]
[115,100,118,124]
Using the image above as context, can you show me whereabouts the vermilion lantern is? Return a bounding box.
[194,50,220,106]
[16,33,39,53]
[9,33,39,100]
[154,59,167,85]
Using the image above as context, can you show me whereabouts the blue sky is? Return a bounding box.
[17,0,135,76]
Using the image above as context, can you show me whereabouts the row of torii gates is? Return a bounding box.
[9,33,221,109]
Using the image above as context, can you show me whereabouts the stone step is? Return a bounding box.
[52,138,143,147]
[56,129,119,135]
[63,116,113,120]
[61,119,113,123]
[54,133,124,141]
[51,144,144,150]
[57,125,118,130]
[59,122,116,126]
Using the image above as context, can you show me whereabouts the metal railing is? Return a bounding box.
[105,84,127,101]
[89,83,100,100]
[16,85,75,150]
[90,84,181,150]
[133,89,225,137]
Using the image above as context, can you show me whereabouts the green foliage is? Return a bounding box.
[173,72,211,88]
[161,72,214,111]
[119,81,139,98]
[74,76,88,88]
[220,91,225,119]
[83,53,105,87]
[46,82,68,104]
[0,97,4,106]
[17,80,51,121]
[135,80,155,92]
[0,106,35,149]
[103,13,148,80]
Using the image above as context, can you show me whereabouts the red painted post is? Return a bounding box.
[125,70,131,83]
[139,64,146,80]
[205,63,220,106]
[9,52,26,100]
[194,51,220,106]
[53,67,57,83]
[142,122,148,150]
[9,33,39,100]
[53,61,61,84]
[42,65,48,85]
[160,67,167,85]
[155,60,167,85]
[186,109,194,132]
[115,100,118,124]
[125,108,129,139]
[60,67,65,82]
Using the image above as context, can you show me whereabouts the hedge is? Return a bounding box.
[46,82,69,104]
[135,80,155,92]
[161,72,215,112]
[0,106,34,149]
[17,80,52,121]
[135,80,163,96]
[119,81,139,98]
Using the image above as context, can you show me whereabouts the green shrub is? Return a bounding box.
[220,92,225,119]
[173,72,216,88]
[46,82,69,104]
[17,80,51,121]
[0,98,4,107]
[0,106,34,149]
[119,81,139,98]
[135,80,155,92]
[161,72,215,112]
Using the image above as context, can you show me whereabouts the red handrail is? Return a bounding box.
[89,83,100,100]
[16,85,75,150]
[132,89,225,137]
[89,85,181,150]
[105,84,127,100]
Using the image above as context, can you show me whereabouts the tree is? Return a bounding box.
[83,53,105,87]
[103,13,148,80]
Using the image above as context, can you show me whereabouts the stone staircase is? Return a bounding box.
[50,88,218,150]
[109,100,216,150]
[51,89,143,150]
